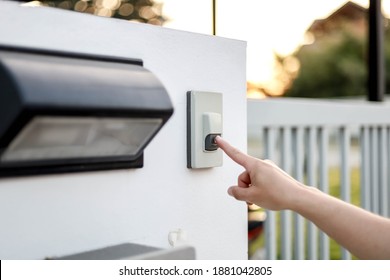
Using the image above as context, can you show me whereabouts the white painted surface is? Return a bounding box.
[0,1,247,260]
[248,98,390,128]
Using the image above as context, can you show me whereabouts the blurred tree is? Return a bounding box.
[284,29,367,98]
[28,0,166,25]
[283,1,373,98]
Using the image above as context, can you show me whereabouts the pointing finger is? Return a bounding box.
[215,136,255,169]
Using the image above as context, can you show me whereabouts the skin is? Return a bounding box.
[215,136,390,260]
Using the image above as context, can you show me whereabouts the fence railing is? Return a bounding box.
[247,98,390,259]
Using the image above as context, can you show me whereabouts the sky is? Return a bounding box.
[155,0,390,93]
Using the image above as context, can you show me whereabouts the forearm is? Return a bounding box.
[291,186,390,259]
[216,136,390,259]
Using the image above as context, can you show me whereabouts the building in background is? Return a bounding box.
[283,1,372,99]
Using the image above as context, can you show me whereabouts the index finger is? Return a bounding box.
[215,136,255,169]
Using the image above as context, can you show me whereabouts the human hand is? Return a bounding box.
[215,136,306,210]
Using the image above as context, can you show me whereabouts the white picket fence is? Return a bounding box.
[247,98,390,259]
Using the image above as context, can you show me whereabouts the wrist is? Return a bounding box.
[287,183,320,213]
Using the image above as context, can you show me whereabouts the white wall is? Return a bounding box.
[0,1,247,259]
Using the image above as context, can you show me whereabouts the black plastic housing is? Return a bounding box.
[0,46,173,177]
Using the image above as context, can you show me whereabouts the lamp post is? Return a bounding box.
[368,0,385,101]
[212,0,216,35]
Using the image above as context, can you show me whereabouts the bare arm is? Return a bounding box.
[216,136,390,259]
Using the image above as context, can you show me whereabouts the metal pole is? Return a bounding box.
[368,0,385,101]
[212,0,216,35]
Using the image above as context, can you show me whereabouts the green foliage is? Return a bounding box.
[384,25,390,93]
[285,31,367,98]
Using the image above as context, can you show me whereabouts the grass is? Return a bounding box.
[248,167,360,260]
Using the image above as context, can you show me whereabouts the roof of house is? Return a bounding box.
[308,1,366,34]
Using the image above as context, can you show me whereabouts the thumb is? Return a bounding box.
[228,186,251,203]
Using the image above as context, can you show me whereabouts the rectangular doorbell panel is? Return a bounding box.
[187,91,222,168]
